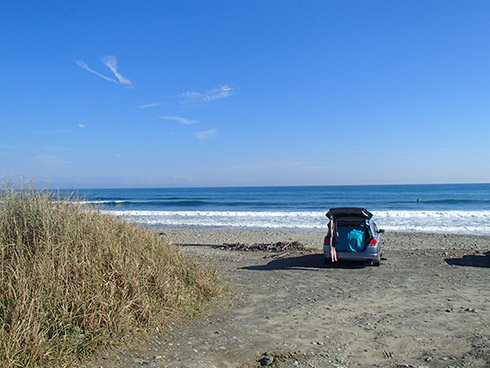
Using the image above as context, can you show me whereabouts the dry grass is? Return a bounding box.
[0,186,224,367]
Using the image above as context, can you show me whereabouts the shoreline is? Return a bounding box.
[159,227,490,251]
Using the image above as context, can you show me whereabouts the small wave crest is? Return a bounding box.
[81,199,212,207]
[421,199,490,205]
[79,199,286,208]
[102,210,490,235]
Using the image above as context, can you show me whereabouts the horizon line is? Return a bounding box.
[44,182,490,191]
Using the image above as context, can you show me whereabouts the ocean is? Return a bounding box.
[65,184,490,235]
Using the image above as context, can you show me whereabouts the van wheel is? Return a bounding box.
[372,260,380,267]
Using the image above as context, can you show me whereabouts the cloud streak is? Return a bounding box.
[76,56,132,87]
[194,129,217,139]
[179,85,235,103]
[32,154,72,167]
[41,146,71,152]
[0,144,19,149]
[217,161,301,171]
[138,103,163,109]
[100,56,132,86]
[32,129,72,135]
[139,85,236,109]
[171,175,192,182]
[76,60,118,83]
[160,116,198,125]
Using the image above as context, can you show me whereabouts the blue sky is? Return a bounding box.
[1,1,489,188]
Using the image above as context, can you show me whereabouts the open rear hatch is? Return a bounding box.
[325,207,373,220]
[326,208,373,253]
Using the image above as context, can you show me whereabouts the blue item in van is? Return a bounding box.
[335,227,366,252]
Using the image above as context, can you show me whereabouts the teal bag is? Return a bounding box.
[336,227,366,252]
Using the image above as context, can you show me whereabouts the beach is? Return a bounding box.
[95,229,490,368]
[161,227,490,251]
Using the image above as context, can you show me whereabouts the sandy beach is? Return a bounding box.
[160,228,490,252]
[95,229,490,367]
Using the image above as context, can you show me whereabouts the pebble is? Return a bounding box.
[259,354,274,366]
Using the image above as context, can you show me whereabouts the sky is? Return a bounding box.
[1,1,489,188]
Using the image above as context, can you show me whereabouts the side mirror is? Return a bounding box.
[378,229,385,234]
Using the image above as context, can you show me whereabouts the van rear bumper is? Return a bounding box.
[323,243,381,262]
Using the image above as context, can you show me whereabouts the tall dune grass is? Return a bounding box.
[0,186,224,367]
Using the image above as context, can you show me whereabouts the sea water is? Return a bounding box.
[64,184,490,235]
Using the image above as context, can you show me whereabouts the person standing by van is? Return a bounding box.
[329,215,338,262]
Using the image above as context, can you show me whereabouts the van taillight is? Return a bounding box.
[324,235,330,245]
[368,238,378,245]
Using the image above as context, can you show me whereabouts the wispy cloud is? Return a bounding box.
[302,165,329,171]
[0,144,19,149]
[78,123,86,128]
[1,144,71,153]
[194,129,217,139]
[32,129,72,135]
[179,85,235,103]
[139,85,236,109]
[41,146,71,152]
[0,144,18,157]
[76,60,118,83]
[171,175,192,182]
[32,154,72,167]
[160,116,199,125]
[100,56,132,86]
[76,56,132,87]
[217,161,301,171]
[137,103,163,109]
[215,161,328,173]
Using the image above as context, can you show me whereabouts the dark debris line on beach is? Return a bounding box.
[215,241,308,253]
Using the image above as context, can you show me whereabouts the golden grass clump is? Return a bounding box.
[0,186,224,367]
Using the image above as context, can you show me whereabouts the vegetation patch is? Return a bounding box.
[0,186,224,367]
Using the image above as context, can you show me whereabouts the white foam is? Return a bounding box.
[101,210,490,235]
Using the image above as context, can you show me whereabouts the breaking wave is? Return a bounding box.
[102,210,490,235]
